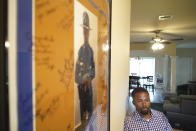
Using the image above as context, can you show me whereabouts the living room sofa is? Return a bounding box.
[163,95,196,131]
[177,82,196,95]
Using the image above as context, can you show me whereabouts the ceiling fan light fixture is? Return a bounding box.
[153,37,161,42]
[160,39,166,42]
[151,42,164,50]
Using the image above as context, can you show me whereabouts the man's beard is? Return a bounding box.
[140,108,150,115]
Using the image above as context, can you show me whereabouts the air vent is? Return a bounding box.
[158,15,173,21]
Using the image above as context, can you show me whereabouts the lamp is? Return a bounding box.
[151,42,164,50]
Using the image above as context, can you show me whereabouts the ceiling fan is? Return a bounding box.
[151,30,184,44]
[131,30,184,44]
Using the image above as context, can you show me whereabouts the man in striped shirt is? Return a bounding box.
[124,88,172,131]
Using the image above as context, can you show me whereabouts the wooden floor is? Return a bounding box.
[173,129,184,131]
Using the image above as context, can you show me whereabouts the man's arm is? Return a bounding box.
[124,116,131,131]
[85,107,97,131]
[161,113,173,131]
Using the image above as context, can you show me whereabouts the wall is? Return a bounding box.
[177,48,196,80]
[170,56,177,93]
[176,57,192,85]
[110,0,130,130]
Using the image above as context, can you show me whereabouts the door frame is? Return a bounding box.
[0,0,9,130]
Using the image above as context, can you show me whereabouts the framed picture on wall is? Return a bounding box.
[74,0,111,130]
[16,0,112,131]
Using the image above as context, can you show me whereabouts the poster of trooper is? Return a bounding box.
[74,1,98,130]
[16,0,110,130]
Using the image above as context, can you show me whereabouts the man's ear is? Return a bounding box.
[132,100,135,105]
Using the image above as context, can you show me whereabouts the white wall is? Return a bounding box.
[177,48,196,80]
[176,57,192,85]
[110,0,131,130]
[130,50,164,57]
[170,56,177,93]
[8,0,18,130]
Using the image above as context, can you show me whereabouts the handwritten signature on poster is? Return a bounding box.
[35,94,61,121]
[57,51,74,89]
[35,81,73,129]
[36,0,73,22]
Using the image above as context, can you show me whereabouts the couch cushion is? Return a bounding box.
[164,93,177,101]
[179,95,196,115]
[179,95,196,100]
[166,112,196,131]
[163,100,180,113]
[181,99,196,115]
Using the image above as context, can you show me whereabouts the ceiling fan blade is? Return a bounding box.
[130,41,151,44]
[131,30,184,45]
[131,29,162,34]
[168,38,184,41]
[159,32,184,38]
[152,30,163,34]
[130,31,151,34]
[162,41,171,44]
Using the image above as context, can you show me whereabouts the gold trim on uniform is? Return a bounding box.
[80,62,83,66]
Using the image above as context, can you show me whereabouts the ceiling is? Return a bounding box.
[130,0,196,48]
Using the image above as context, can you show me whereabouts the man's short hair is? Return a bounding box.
[131,87,149,98]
